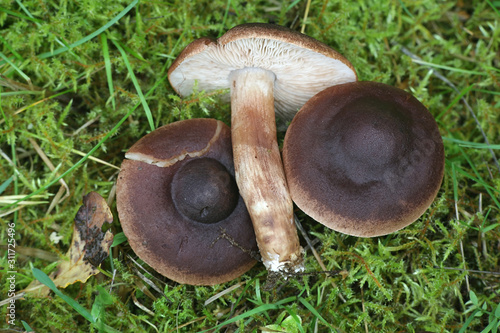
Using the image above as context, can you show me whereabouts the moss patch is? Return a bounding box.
[1,0,499,332]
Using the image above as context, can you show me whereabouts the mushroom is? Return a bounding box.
[168,23,357,274]
[116,118,257,285]
[283,81,445,237]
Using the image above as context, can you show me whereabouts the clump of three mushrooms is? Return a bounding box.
[116,23,444,285]
[167,23,357,275]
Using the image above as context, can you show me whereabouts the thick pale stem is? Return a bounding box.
[229,67,303,274]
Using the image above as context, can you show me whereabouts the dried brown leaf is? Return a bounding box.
[24,192,114,296]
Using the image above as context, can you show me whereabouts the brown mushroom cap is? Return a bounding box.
[168,23,357,123]
[116,119,257,285]
[283,81,445,237]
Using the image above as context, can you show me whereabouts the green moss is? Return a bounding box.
[1,0,499,332]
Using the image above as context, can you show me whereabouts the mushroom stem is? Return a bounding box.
[229,67,303,274]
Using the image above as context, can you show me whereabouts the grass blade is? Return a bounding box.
[285,306,305,333]
[32,268,95,323]
[0,51,31,85]
[101,34,116,110]
[443,137,500,150]
[0,0,139,64]
[436,84,474,121]
[1,66,170,212]
[0,35,24,61]
[38,0,139,59]
[112,39,155,131]
[21,320,34,332]
[0,7,43,24]
[206,296,297,332]
[0,176,13,195]
[298,297,334,330]
[110,232,128,247]
[410,58,488,76]
[487,0,500,16]
[459,148,500,210]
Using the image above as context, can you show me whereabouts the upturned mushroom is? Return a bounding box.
[283,81,445,237]
[116,118,257,285]
[168,23,357,274]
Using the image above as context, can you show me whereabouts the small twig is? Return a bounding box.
[361,286,369,333]
[454,198,470,292]
[109,268,117,293]
[204,282,244,306]
[28,138,70,215]
[435,266,500,276]
[0,292,25,306]
[107,181,117,208]
[134,268,171,303]
[170,315,207,333]
[0,205,24,218]
[301,0,312,33]
[72,116,100,136]
[294,215,325,270]
[0,245,58,261]
[294,215,347,303]
[292,270,343,277]
[127,255,167,285]
[0,84,77,126]
[71,148,120,170]
[213,227,261,261]
[479,193,488,258]
[131,292,155,316]
[49,186,67,214]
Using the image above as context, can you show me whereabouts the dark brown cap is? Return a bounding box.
[116,119,257,285]
[283,81,445,237]
[168,23,357,123]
